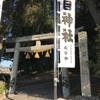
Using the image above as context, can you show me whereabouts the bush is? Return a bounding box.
[89,25,100,77]
[0,81,5,94]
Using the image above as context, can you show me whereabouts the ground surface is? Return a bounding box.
[0,70,100,100]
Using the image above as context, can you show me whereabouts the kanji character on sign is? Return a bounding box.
[63,0,72,10]
[62,29,73,42]
[64,51,68,55]
[62,12,73,27]
[64,56,68,60]
[64,46,68,50]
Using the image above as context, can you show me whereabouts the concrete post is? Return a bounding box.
[62,68,70,98]
[78,31,91,96]
[9,42,20,94]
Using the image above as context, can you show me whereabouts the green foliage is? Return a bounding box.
[2,0,100,76]
[1,75,6,82]
[95,25,100,33]
[75,0,94,28]
[0,81,5,94]
[0,24,3,29]
[12,0,54,37]
[89,25,100,77]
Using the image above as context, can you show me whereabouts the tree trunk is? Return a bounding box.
[85,0,100,25]
[0,36,3,62]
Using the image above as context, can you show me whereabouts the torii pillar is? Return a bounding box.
[9,42,20,94]
[78,31,91,96]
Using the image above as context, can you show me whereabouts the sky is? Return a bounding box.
[0,60,13,67]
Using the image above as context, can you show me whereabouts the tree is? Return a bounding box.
[1,0,100,77]
[1,0,54,61]
[12,0,54,37]
[85,0,100,25]
[0,0,14,61]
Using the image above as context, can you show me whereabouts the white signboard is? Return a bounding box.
[58,0,75,68]
[0,0,3,22]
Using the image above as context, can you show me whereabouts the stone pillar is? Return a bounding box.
[78,31,91,96]
[62,68,70,98]
[9,42,20,94]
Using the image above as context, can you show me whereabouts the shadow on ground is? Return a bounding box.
[2,71,80,100]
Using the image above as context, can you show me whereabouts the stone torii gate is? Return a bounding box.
[4,26,91,99]
[5,33,54,94]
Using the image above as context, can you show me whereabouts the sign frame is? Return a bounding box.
[58,0,75,68]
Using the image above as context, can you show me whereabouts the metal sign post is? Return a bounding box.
[54,0,57,100]
[0,0,4,50]
[0,0,4,22]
